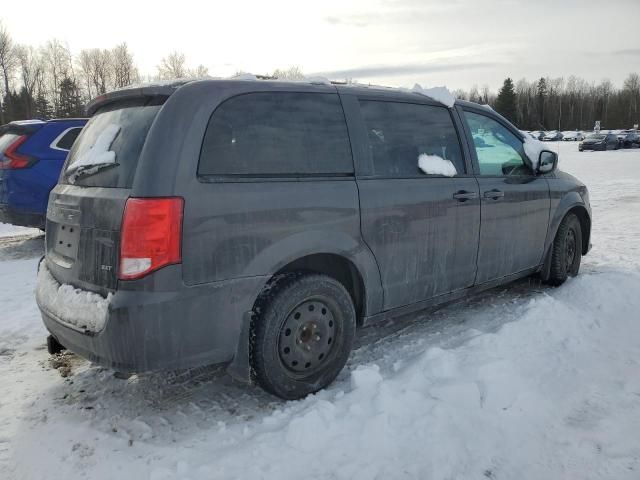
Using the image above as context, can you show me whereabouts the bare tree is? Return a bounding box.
[452,88,467,100]
[190,64,209,78]
[77,49,94,100]
[112,43,137,88]
[15,45,42,118]
[0,21,18,123]
[42,39,73,116]
[272,66,305,81]
[157,51,187,79]
[93,49,112,94]
[623,72,640,125]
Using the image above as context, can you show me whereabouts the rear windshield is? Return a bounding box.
[62,98,163,188]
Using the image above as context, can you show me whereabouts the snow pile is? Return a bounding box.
[65,124,120,181]
[0,222,40,238]
[158,270,640,479]
[35,262,112,332]
[523,134,548,170]
[412,84,456,108]
[418,153,457,176]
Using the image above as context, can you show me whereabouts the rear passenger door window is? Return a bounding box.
[52,127,83,151]
[463,111,531,176]
[358,100,465,177]
[199,92,353,176]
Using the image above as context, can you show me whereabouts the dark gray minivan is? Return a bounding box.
[36,79,591,399]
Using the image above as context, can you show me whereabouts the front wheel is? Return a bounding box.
[250,273,356,400]
[545,213,582,286]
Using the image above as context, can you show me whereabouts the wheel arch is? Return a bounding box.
[242,230,384,318]
[272,253,367,325]
[567,205,591,255]
[545,197,591,258]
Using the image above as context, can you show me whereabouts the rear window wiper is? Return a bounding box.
[67,162,119,183]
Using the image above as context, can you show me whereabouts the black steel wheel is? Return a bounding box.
[277,297,339,375]
[250,273,356,400]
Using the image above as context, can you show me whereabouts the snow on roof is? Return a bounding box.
[231,73,259,81]
[411,84,456,108]
[98,75,458,110]
[10,119,46,125]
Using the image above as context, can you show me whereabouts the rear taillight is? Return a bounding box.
[0,135,36,169]
[119,197,184,280]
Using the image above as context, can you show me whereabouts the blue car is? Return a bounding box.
[0,118,86,228]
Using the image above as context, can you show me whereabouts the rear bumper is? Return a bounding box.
[37,261,268,373]
[0,204,45,229]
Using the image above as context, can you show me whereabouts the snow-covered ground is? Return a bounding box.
[1,142,640,480]
[0,223,40,239]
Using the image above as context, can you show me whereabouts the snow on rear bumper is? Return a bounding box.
[36,262,112,334]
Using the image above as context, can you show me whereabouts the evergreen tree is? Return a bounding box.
[536,77,548,127]
[495,78,517,123]
[34,92,52,119]
[57,76,83,117]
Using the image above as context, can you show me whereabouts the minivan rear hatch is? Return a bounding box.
[45,92,169,295]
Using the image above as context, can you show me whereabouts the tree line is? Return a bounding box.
[1,19,639,130]
[455,74,640,131]
[0,21,213,124]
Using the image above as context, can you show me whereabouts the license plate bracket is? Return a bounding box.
[52,223,80,260]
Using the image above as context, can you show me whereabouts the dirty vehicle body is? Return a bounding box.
[37,80,591,399]
[0,119,86,228]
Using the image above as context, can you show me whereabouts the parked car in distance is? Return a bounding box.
[562,131,585,141]
[542,130,564,141]
[619,131,639,148]
[36,80,591,400]
[579,133,620,151]
[530,130,545,140]
[520,130,538,140]
[0,118,87,228]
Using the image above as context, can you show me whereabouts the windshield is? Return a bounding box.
[62,98,162,188]
[586,134,605,140]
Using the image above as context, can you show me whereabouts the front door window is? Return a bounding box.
[464,111,531,176]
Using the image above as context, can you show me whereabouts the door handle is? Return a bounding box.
[483,189,505,199]
[453,190,478,201]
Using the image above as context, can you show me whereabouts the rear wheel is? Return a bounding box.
[545,213,582,286]
[250,273,356,400]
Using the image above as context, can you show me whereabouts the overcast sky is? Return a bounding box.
[2,0,639,91]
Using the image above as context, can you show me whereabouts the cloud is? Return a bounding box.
[311,61,501,80]
[323,1,463,28]
[613,49,640,56]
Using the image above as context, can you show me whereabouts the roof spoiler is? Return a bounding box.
[86,80,190,116]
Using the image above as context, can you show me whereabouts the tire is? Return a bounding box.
[250,273,356,400]
[546,213,582,286]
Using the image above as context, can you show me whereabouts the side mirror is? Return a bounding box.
[538,150,557,174]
